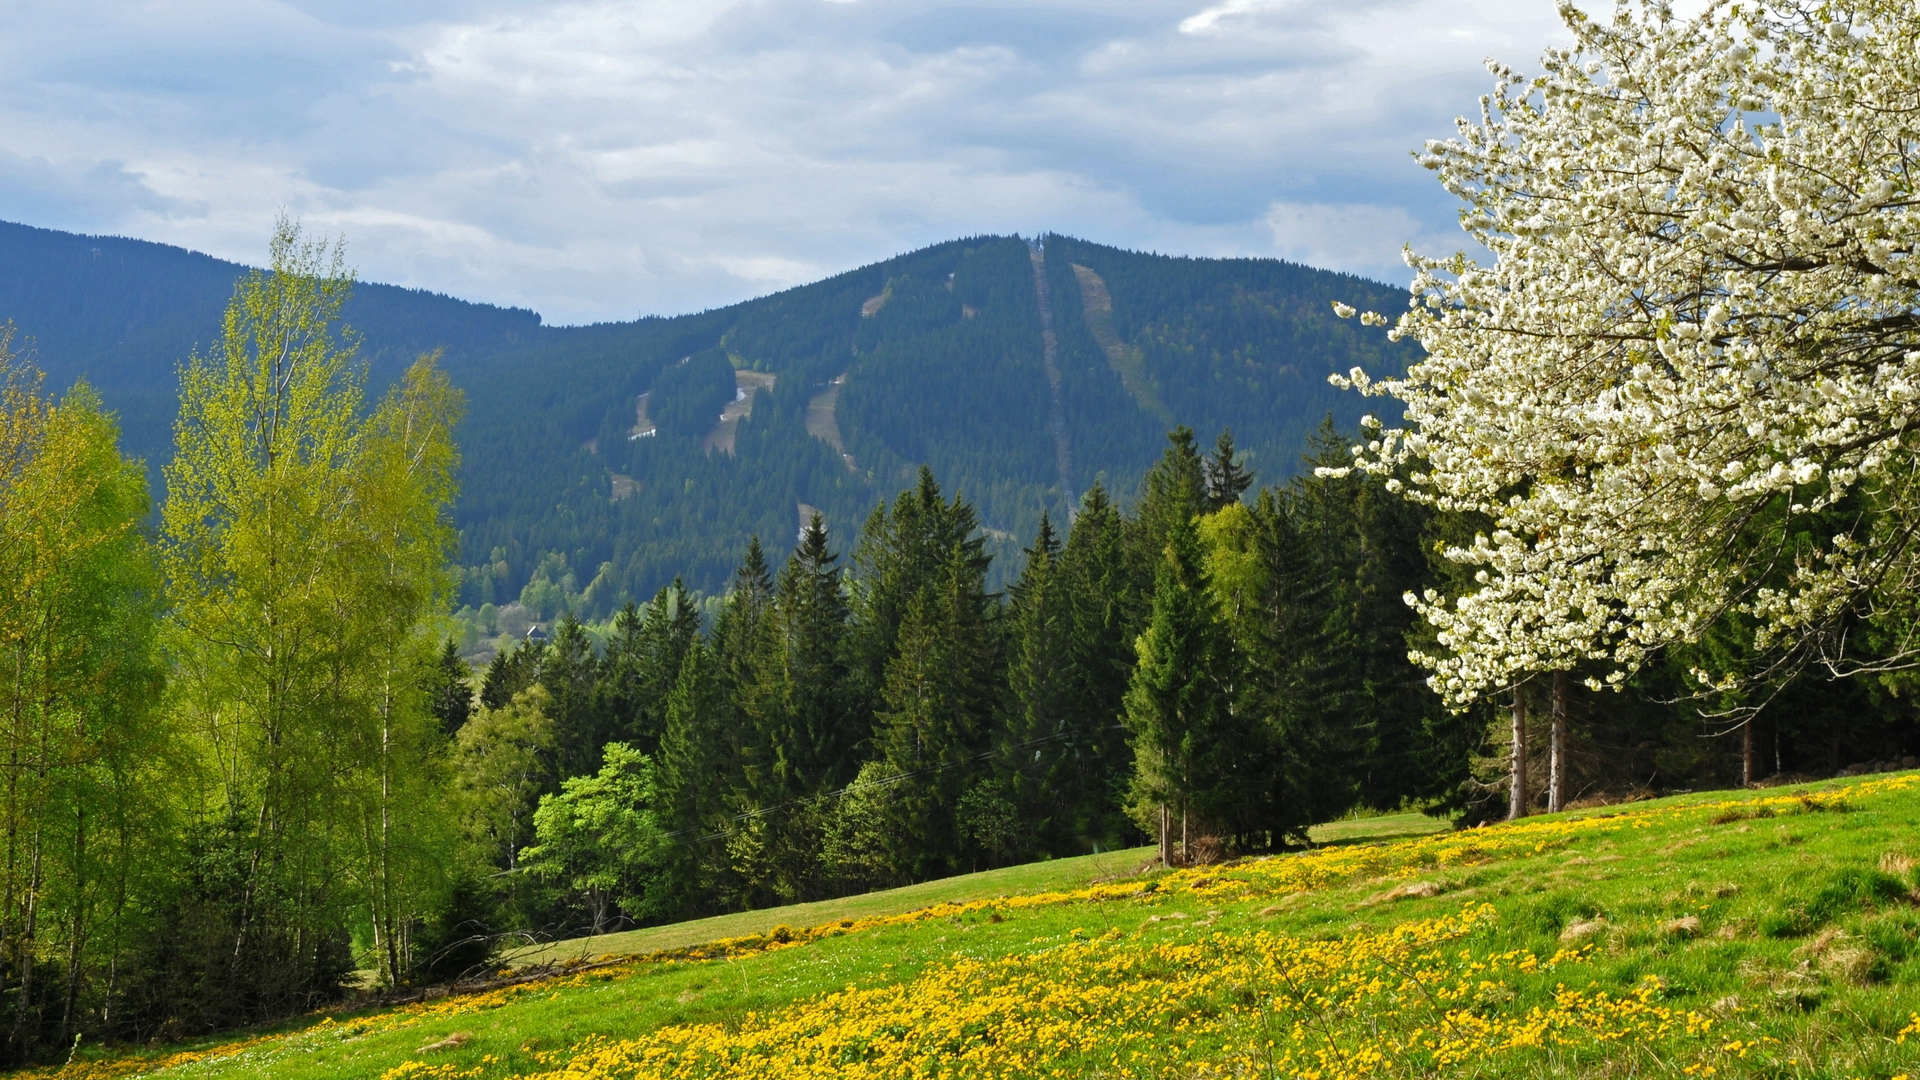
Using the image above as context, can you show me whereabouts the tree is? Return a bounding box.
[1203,428,1253,511]
[427,639,475,735]
[729,516,852,903]
[848,467,988,714]
[161,219,461,1004]
[1337,0,1920,712]
[868,541,999,878]
[343,355,464,987]
[540,613,601,778]
[596,580,701,758]
[452,686,555,879]
[1055,483,1140,847]
[520,743,669,935]
[1124,515,1236,864]
[0,346,170,1057]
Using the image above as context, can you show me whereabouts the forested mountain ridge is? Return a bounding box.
[0,220,1414,615]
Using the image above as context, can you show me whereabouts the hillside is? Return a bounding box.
[26,773,1920,1079]
[0,222,1414,614]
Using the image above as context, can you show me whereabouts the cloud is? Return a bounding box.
[0,0,1573,322]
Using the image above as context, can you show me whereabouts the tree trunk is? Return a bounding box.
[1158,803,1171,867]
[1548,671,1568,813]
[1509,684,1529,820]
[1741,720,1755,787]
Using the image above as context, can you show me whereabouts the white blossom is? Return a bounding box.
[1341,0,1920,707]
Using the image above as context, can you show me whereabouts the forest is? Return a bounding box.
[5,214,1917,1068]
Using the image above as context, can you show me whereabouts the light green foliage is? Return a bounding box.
[453,686,556,877]
[0,337,171,1049]
[521,743,670,933]
[160,217,464,994]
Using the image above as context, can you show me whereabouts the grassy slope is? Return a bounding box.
[505,814,1451,969]
[28,782,1920,1079]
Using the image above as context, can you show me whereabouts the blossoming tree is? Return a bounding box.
[1336,0,1920,720]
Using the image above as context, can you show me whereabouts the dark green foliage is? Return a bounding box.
[647,349,738,438]
[541,614,603,777]
[481,640,543,710]
[428,638,475,735]
[595,583,701,758]
[868,539,1002,879]
[0,222,1421,615]
[1124,513,1243,853]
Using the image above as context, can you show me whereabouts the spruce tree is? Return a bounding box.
[730,515,852,902]
[869,541,999,879]
[848,466,988,716]
[427,638,475,735]
[1056,483,1139,847]
[997,513,1076,856]
[1203,428,1254,511]
[596,580,701,758]
[540,612,602,778]
[658,640,732,912]
[480,640,542,710]
[1123,514,1236,864]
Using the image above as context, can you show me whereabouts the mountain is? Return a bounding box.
[0,221,1415,612]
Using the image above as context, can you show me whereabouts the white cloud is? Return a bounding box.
[0,0,1574,322]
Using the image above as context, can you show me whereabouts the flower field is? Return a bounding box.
[17,773,1920,1080]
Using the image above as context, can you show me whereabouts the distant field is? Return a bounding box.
[27,783,1920,1079]
[508,812,1447,968]
[505,844,1159,968]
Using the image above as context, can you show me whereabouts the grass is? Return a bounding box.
[22,783,1920,1079]
[505,814,1442,969]
[504,844,1161,968]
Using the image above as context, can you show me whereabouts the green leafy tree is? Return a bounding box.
[521,743,670,935]
[0,347,171,1057]
[160,219,462,1000]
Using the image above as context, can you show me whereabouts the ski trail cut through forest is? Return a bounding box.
[1029,238,1077,513]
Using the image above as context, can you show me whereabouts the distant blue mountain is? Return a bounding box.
[0,221,1414,608]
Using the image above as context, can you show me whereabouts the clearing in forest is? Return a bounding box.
[804,373,859,472]
[1071,263,1172,424]
[702,370,776,455]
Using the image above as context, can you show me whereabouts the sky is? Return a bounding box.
[0,0,1573,325]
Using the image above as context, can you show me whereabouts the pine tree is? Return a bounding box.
[869,541,999,879]
[1123,514,1235,865]
[427,638,475,735]
[730,515,852,903]
[1203,428,1254,511]
[540,612,602,778]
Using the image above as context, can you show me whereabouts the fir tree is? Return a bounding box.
[869,541,999,879]
[1203,428,1254,511]
[427,638,475,735]
[540,613,601,777]
[1124,514,1234,865]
